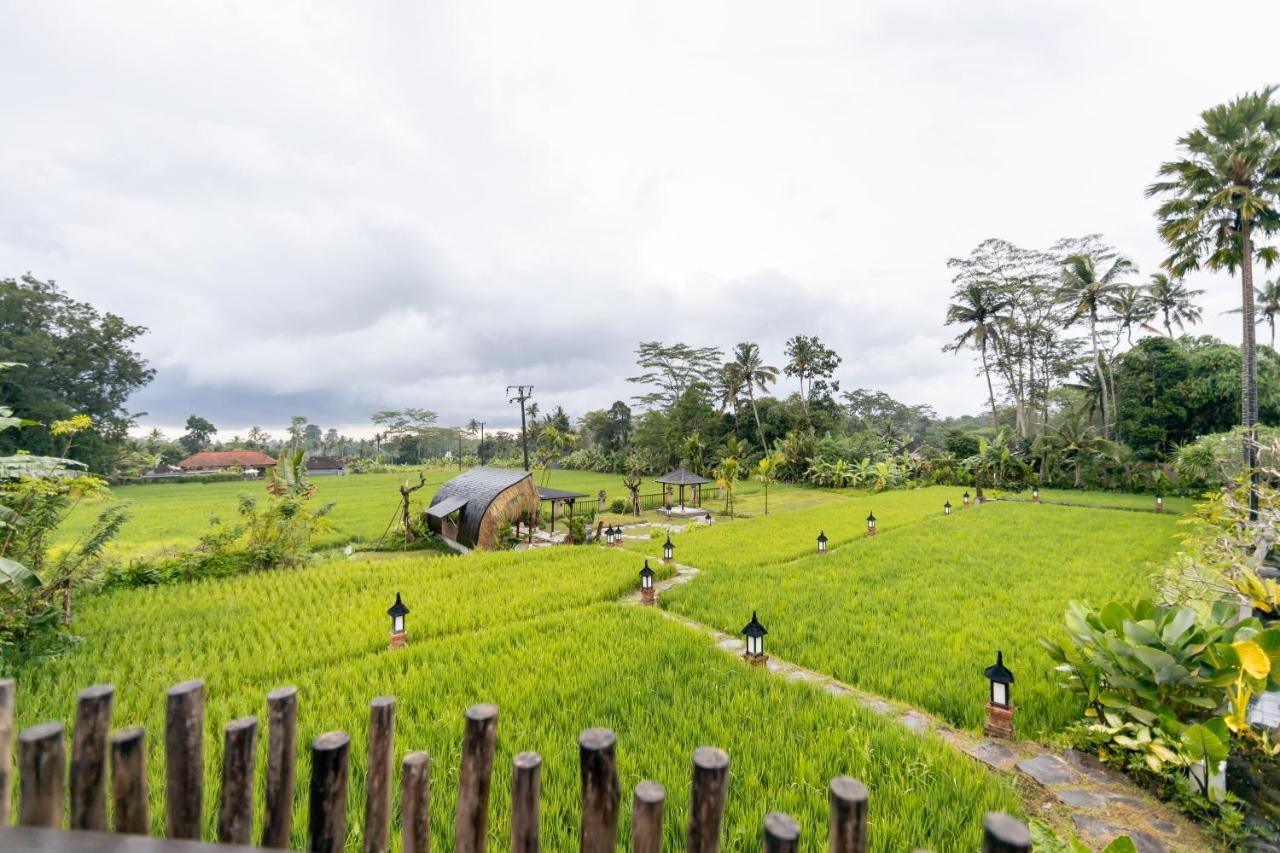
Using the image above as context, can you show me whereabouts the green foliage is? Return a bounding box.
[609,497,627,514]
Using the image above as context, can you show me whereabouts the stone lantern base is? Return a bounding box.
[984,702,1015,739]
[866,528,876,537]
[389,631,407,650]
[744,652,769,667]
[641,587,655,605]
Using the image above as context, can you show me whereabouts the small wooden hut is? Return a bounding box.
[656,466,712,509]
[425,467,539,550]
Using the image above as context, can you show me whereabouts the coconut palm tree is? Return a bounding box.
[715,363,746,419]
[1058,251,1136,439]
[1143,273,1204,337]
[1111,285,1155,345]
[1254,278,1280,349]
[728,342,779,453]
[1147,86,1280,517]
[1032,410,1120,488]
[944,282,1011,429]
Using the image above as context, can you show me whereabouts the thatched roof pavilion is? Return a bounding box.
[425,467,539,550]
[656,466,711,509]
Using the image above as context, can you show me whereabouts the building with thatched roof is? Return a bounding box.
[425,467,539,550]
[656,466,711,509]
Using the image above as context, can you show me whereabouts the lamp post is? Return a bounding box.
[704,511,713,526]
[1031,485,1040,504]
[663,535,674,564]
[742,611,768,665]
[640,560,655,604]
[982,650,1016,738]
[866,512,877,537]
[944,501,952,516]
[387,592,409,650]
[1155,493,1164,514]
[817,530,828,554]
[963,491,971,509]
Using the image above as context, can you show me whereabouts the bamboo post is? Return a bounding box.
[362,696,396,853]
[69,684,114,831]
[455,703,498,853]
[110,727,149,835]
[631,781,665,853]
[685,746,729,853]
[401,751,431,853]
[217,716,257,844]
[17,721,64,828]
[578,728,620,853]
[827,776,868,853]
[511,751,541,853]
[981,813,1031,853]
[309,731,351,853]
[0,678,13,826]
[164,679,205,839]
[262,686,298,848]
[764,812,800,853]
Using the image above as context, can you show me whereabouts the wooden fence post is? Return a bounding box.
[630,781,665,853]
[578,728,620,853]
[309,731,351,853]
[217,716,257,844]
[262,686,298,849]
[981,813,1031,853]
[401,751,430,853]
[110,727,149,835]
[685,746,729,853]
[827,776,868,853]
[18,721,64,828]
[455,703,498,853]
[0,678,13,827]
[69,683,113,831]
[764,812,800,853]
[165,679,204,840]
[363,696,396,853]
[511,751,541,853]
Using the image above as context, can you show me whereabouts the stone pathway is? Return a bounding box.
[621,554,1212,852]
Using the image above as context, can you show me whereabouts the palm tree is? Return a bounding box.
[1058,251,1136,439]
[1111,286,1155,345]
[944,282,1011,429]
[783,335,819,414]
[1033,410,1119,488]
[1146,86,1280,517]
[716,363,746,420]
[1144,273,1204,337]
[728,342,778,453]
[1254,278,1280,349]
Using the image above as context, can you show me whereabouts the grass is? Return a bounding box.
[655,499,1183,738]
[11,548,1019,851]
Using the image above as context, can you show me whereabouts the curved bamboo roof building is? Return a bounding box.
[425,467,539,550]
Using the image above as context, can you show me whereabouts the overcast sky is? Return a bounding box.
[2,2,1278,438]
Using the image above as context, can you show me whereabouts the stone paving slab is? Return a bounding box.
[1063,748,1131,787]
[1017,754,1080,786]
[1055,788,1109,809]
[966,741,1019,772]
[1072,814,1167,853]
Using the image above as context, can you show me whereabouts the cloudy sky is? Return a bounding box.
[2,2,1278,437]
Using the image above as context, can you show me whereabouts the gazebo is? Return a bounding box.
[537,486,589,535]
[656,466,712,511]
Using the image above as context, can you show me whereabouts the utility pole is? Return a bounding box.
[506,386,533,472]
[474,421,486,463]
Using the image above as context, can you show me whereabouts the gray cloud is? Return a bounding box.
[1,1,1277,437]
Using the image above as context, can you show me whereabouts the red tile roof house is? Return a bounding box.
[176,451,277,476]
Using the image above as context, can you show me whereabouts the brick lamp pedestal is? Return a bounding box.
[389,631,407,650]
[641,587,655,605]
[744,652,769,667]
[984,703,1015,739]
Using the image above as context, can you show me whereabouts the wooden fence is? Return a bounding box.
[0,677,1032,852]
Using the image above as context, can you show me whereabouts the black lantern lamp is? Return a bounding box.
[704,511,712,526]
[944,500,952,516]
[982,650,1016,738]
[866,511,877,537]
[1032,485,1040,504]
[663,535,674,563]
[1155,493,1164,513]
[388,592,409,649]
[603,525,613,546]
[817,530,828,554]
[963,491,971,509]
[639,560,656,603]
[741,610,768,665]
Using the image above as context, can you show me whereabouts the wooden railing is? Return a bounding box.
[0,677,1032,852]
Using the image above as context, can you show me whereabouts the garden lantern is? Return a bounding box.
[1032,485,1040,504]
[1155,493,1164,514]
[640,560,655,604]
[663,535,674,563]
[981,650,1016,738]
[603,525,613,546]
[387,592,409,650]
[866,511,877,537]
[944,501,951,516]
[817,530,828,554]
[704,511,712,526]
[741,610,768,665]
[609,525,621,546]
[963,491,971,509]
